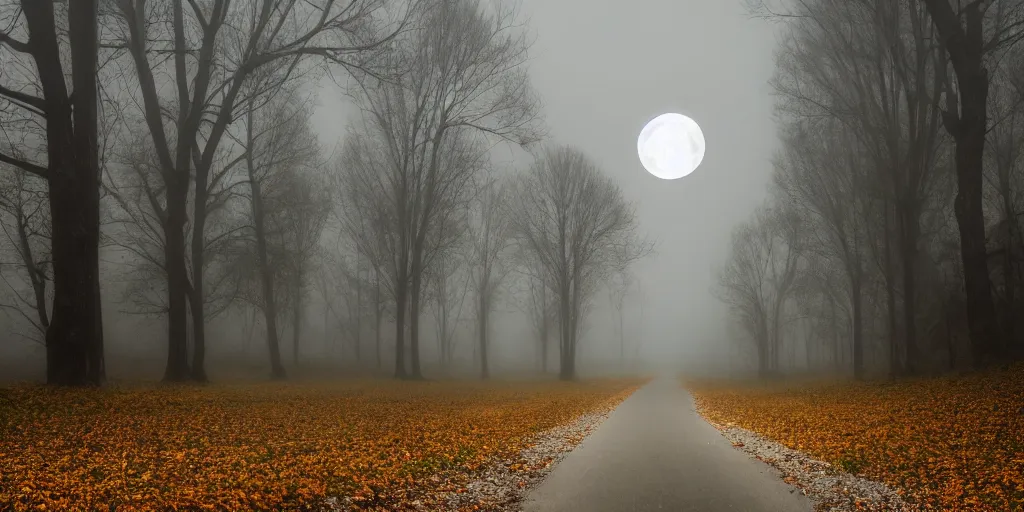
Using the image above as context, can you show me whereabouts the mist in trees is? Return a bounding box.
[15,0,1015,387]
[719,0,1024,379]
[1,0,656,385]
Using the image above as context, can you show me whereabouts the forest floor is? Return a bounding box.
[0,377,643,511]
[686,363,1024,512]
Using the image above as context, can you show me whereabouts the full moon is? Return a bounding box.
[637,113,706,180]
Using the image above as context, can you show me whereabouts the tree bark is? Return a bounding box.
[409,271,423,379]
[248,170,286,379]
[189,195,209,382]
[922,0,1001,368]
[479,292,489,380]
[374,269,383,370]
[24,0,105,386]
[851,276,864,380]
[292,279,302,367]
[898,207,921,373]
[884,201,901,377]
[394,280,408,379]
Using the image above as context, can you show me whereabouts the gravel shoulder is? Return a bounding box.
[315,390,628,512]
[698,417,917,512]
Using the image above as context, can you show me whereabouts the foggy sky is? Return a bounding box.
[311,0,779,367]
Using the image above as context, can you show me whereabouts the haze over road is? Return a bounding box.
[523,377,812,512]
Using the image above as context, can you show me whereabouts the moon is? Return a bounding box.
[637,113,706,180]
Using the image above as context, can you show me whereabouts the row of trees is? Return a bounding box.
[0,0,648,386]
[718,0,1024,378]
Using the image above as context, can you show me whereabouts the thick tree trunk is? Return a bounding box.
[883,202,901,378]
[954,112,1001,367]
[898,207,922,374]
[923,0,1001,369]
[162,175,190,381]
[24,0,105,386]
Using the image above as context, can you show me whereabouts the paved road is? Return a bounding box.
[522,376,812,512]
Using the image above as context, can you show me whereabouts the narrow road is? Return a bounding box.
[522,376,812,512]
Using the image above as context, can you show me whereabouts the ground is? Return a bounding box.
[0,377,641,511]
[687,363,1024,512]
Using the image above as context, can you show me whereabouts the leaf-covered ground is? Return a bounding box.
[0,377,642,511]
[687,364,1024,512]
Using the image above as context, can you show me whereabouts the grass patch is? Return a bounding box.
[0,377,642,511]
[686,364,1024,512]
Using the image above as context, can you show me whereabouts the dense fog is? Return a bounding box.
[3,0,1022,386]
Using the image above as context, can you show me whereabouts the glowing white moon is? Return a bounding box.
[637,113,706,180]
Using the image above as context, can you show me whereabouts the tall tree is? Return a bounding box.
[716,205,802,377]
[240,93,319,379]
[468,174,511,379]
[774,119,869,378]
[345,0,541,379]
[919,0,1024,366]
[509,145,650,380]
[0,1,105,385]
[113,0,404,381]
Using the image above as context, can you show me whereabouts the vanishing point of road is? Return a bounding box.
[522,376,812,512]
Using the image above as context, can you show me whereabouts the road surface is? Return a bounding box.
[522,376,812,512]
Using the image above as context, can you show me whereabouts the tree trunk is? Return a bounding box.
[292,280,302,367]
[24,0,105,386]
[619,305,625,369]
[409,272,423,379]
[354,263,362,363]
[189,191,209,382]
[375,312,382,369]
[923,0,1001,369]
[249,178,286,379]
[558,280,572,380]
[884,201,901,378]
[479,292,489,379]
[898,206,922,374]
[375,276,383,370]
[539,284,548,373]
[394,280,408,379]
[851,275,864,380]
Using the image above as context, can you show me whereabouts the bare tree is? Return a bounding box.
[716,204,802,377]
[0,1,104,385]
[770,0,948,374]
[111,0,406,381]
[509,145,651,380]
[774,118,870,378]
[0,165,51,344]
[919,0,1024,366]
[241,93,319,379]
[608,270,632,369]
[344,0,541,379]
[275,168,330,367]
[468,173,512,379]
[427,240,471,370]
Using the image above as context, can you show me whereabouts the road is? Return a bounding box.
[522,376,812,512]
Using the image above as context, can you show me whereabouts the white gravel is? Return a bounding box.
[441,408,615,511]
[703,419,917,511]
[313,407,617,512]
